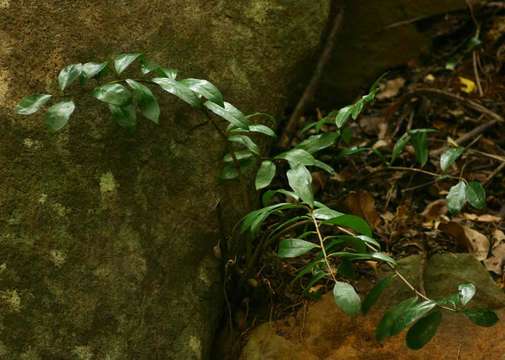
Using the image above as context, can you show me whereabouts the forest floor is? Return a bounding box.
[219,4,505,359]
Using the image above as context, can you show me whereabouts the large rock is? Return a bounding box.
[0,1,329,358]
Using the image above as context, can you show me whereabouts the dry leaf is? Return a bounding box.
[422,199,448,221]
[439,222,490,261]
[463,213,502,222]
[376,78,406,100]
[344,191,380,229]
[484,230,505,275]
[459,77,476,94]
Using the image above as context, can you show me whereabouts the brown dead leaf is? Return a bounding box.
[376,78,406,100]
[422,199,448,221]
[344,191,380,229]
[484,230,505,275]
[439,222,490,261]
[463,213,502,223]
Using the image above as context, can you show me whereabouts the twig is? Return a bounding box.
[279,4,344,148]
[311,213,337,282]
[473,51,484,97]
[484,162,505,186]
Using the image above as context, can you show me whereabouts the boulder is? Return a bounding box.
[0,1,329,358]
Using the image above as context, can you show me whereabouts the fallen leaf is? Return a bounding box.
[483,230,505,275]
[344,191,381,229]
[376,78,406,100]
[422,199,448,221]
[459,77,476,94]
[439,222,490,261]
[463,213,502,223]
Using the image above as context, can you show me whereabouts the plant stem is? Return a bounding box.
[311,212,337,282]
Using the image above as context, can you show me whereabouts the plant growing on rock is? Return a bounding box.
[16,55,498,351]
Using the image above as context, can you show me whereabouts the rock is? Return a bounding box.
[0,1,329,358]
[241,254,505,359]
[319,0,484,105]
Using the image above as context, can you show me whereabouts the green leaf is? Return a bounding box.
[223,150,254,163]
[410,132,428,166]
[376,297,418,342]
[58,63,82,91]
[391,132,411,163]
[406,311,442,350]
[114,53,142,74]
[351,100,364,120]
[440,147,464,172]
[390,300,437,336]
[447,181,467,213]
[45,101,75,132]
[333,281,361,316]
[157,67,178,79]
[287,165,314,207]
[335,105,353,128]
[255,160,276,190]
[248,124,276,137]
[152,77,201,108]
[228,135,259,155]
[276,149,334,174]
[362,276,393,314]
[458,283,476,306]
[463,309,499,327]
[204,101,249,129]
[324,215,372,237]
[240,203,300,235]
[313,207,343,221]
[16,94,52,115]
[81,62,108,79]
[125,79,160,123]
[370,252,396,266]
[140,58,159,75]
[180,78,224,107]
[465,181,486,209]
[278,239,319,258]
[296,132,338,154]
[108,104,137,128]
[93,83,132,106]
[436,293,460,308]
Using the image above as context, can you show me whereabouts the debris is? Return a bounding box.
[376,78,406,100]
[459,77,476,94]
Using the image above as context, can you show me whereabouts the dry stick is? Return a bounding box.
[311,213,337,282]
[279,5,344,148]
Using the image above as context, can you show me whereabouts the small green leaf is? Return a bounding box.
[180,78,224,107]
[465,181,486,209]
[228,135,259,155]
[447,181,467,213]
[335,105,353,128]
[370,252,396,266]
[436,293,460,308]
[463,309,499,327]
[410,132,428,166]
[406,311,442,350]
[287,165,314,207]
[333,281,361,316]
[16,94,52,115]
[81,62,108,79]
[458,283,476,306]
[278,239,319,258]
[108,104,137,128]
[240,203,300,235]
[140,58,159,75]
[114,53,142,74]
[324,215,372,237]
[204,101,249,129]
[58,63,82,91]
[362,276,393,314]
[255,160,276,190]
[248,124,276,137]
[390,300,437,336]
[93,83,132,106]
[440,147,464,172]
[391,132,411,163]
[45,101,75,132]
[276,149,334,174]
[152,77,201,108]
[351,100,364,120]
[223,150,254,163]
[296,132,338,154]
[313,207,343,221]
[376,297,418,342]
[157,67,178,79]
[125,79,160,123]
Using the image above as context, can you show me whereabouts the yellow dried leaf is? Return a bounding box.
[459,77,476,94]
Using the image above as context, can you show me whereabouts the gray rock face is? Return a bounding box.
[0,1,329,358]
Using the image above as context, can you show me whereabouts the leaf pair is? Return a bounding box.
[391,129,435,166]
[16,95,75,132]
[447,181,486,213]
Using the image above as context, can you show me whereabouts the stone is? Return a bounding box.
[241,253,505,359]
[318,0,485,105]
[0,1,329,358]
